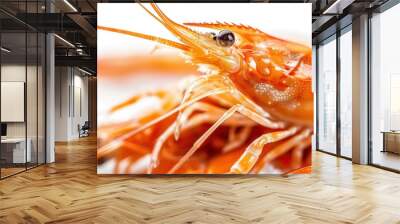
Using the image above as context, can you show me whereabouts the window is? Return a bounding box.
[317,35,337,154]
[339,27,352,158]
[370,3,400,171]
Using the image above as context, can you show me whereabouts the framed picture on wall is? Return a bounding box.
[1,82,25,122]
[97,2,313,175]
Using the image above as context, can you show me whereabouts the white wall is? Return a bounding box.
[55,67,70,141]
[55,67,89,141]
[72,73,89,138]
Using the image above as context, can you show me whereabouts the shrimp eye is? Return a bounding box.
[216,30,235,47]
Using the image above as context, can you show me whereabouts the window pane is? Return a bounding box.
[340,28,352,158]
[1,30,27,177]
[371,4,400,171]
[27,31,38,169]
[317,36,337,154]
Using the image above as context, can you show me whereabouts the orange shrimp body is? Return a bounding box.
[234,42,313,127]
[182,22,313,127]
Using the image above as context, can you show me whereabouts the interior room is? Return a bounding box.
[0,18,46,177]
[1,0,400,223]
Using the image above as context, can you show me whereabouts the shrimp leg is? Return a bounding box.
[223,126,252,153]
[149,102,209,173]
[97,86,230,158]
[174,76,273,141]
[150,102,254,173]
[168,104,285,174]
[230,129,310,174]
[174,74,231,140]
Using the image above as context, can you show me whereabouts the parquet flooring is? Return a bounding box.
[0,167,26,178]
[1,136,400,224]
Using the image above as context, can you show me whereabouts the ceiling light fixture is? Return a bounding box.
[1,47,11,53]
[78,67,93,76]
[76,48,86,56]
[63,0,78,12]
[323,0,354,15]
[54,34,75,48]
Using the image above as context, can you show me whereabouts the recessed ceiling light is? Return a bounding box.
[54,34,75,48]
[1,47,11,53]
[63,0,78,12]
[78,67,93,76]
[323,0,354,15]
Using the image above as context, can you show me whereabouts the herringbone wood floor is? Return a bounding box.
[1,136,400,224]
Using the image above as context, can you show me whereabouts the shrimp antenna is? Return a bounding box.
[97,26,190,51]
[134,0,164,25]
[97,1,190,51]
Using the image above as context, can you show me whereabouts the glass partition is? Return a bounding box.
[317,35,337,154]
[26,0,41,169]
[1,30,28,177]
[27,30,38,169]
[0,1,46,179]
[370,3,400,171]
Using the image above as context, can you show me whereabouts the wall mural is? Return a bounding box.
[97,3,313,174]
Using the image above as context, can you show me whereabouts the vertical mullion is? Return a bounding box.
[72,68,75,118]
[367,11,373,165]
[36,0,39,167]
[25,0,28,171]
[315,45,320,150]
[44,34,47,164]
[68,69,71,118]
[336,29,341,157]
[44,0,48,164]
